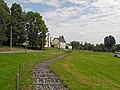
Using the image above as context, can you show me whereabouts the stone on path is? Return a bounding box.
[33,54,66,90]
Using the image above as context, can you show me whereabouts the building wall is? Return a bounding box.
[45,33,51,47]
[60,42,66,49]
[52,39,60,48]
[66,45,72,49]
[52,39,67,49]
[68,45,72,49]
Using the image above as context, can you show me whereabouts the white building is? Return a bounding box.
[66,43,72,49]
[52,36,66,49]
[45,33,51,48]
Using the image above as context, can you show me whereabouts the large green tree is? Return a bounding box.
[104,35,116,51]
[10,3,26,45]
[26,11,48,49]
[0,0,10,45]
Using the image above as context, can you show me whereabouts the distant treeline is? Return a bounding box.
[71,35,118,52]
[0,0,48,49]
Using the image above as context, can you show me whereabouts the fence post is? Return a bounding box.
[21,64,24,90]
[18,64,24,90]
[16,74,19,90]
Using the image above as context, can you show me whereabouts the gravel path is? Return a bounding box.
[33,54,66,90]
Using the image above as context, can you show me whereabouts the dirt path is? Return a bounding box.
[0,50,42,54]
[33,54,66,90]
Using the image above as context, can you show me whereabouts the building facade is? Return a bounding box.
[45,33,51,48]
[52,36,66,49]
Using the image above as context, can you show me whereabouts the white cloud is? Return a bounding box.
[5,0,64,7]
[20,0,63,7]
[5,0,120,43]
[42,0,120,44]
[92,0,120,8]
[24,8,33,12]
[66,0,89,5]
[79,32,86,37]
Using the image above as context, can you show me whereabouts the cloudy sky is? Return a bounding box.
[5,0,120,44]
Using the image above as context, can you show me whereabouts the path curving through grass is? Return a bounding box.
[33,54,66,90]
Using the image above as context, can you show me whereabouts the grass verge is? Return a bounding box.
[0,48,64,90]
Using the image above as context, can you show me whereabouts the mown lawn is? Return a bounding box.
[50,50,120,90]
[0,48,64,90]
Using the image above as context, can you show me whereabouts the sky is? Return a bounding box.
[5,0,120,44]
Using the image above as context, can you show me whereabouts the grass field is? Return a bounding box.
[0,46,42,52]
[0,48,64,90]
[50,50,120,90]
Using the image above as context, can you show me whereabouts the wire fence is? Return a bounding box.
[16,64,25,90]
[16,63,35,90]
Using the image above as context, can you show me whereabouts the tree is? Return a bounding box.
[26,11,48,49]
[92,43,105,52]
[0,0,10,45]
[71,41,80,49]
[10,3,26,45]
[83,42,94,50]
[104,35,116,51]
[0,0,48,49]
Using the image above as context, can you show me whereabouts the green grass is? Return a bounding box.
[0,48,64,90]
[50,50,120,90]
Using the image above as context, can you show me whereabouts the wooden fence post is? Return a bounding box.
[16,74,19,90]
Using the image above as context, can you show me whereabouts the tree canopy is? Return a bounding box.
[26,11,48,48]
[0,0,10,45]
[10,3,26,45]
[104,35,116,50]
[71,41,80,49]
[0,0,48,49]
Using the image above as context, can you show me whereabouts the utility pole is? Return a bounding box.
[48,33,50,47]
[25,23,27,53]
[25,35,27,53]
[10,26,12,51]
[42,33,43,51]
[10,8,13,51]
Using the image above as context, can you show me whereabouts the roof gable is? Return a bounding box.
[59,36,66,43]
[52,36,66,43]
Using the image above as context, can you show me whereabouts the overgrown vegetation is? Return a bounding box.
[50,50,120,90]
